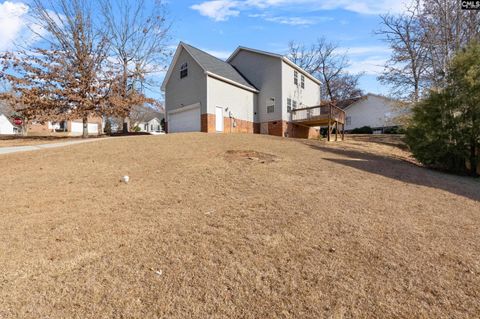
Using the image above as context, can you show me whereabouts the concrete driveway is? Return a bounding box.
[0,139,102,155]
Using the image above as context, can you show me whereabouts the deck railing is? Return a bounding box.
[291,104,346,124]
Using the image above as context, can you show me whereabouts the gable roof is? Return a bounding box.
[161,42,258,93]
[336,96,367,110]
[0,113,14,126]
[338,93,397,111]
[227,46,321,85]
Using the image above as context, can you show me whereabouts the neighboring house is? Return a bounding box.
[340,93,402,132]
[136,116,163,133]
[0,113,16,135]
[161,42,323,138]
[27,116,104,136]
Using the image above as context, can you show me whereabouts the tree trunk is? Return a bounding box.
[82,116,89,138]
[470,140,478,177]
[122,117,129,133]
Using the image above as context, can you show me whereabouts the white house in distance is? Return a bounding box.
[136,115,163,133]
[0,113,16,135]
[161,42,324,138]
[340,93,402,132]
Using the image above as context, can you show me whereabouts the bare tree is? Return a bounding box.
[287,38,363,102]
[376,0,480,101]
[419,0,480,87]
[0,0,113,138]
[100,0,171,132]
[376,4,428,102]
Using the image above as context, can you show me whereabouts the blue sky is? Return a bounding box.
[0,0,410,98]
[166,0,411,97]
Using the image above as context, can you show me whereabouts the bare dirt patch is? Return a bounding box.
[224,149,279,163]
[0,133,479,318]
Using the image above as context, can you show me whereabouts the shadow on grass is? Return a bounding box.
[346,134,409,151]
[306,143,480,202]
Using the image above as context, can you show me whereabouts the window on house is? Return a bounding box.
[346,116,352,125]
[180,62,188,79]
[287,98,292,112]
[301,75,305,89]
[144,124,148,131]
[294,71,298,85]
[292,100,297,109]
[151,124,154,131]
[267,97,275,113]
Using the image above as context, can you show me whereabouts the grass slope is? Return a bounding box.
[0,134,478,318]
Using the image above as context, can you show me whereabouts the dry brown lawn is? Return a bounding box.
[0,133,479,318]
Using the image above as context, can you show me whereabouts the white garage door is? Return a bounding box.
[71,122,83,134]
[71,122,98,135]
[88,123,98,134]
[168,104,201,133]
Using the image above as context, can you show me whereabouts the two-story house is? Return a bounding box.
[161,42,325,139]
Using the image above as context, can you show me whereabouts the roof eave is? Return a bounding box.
[227,46,321,86]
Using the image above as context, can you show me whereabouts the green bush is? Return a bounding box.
[384,126,405,134]
[405,41,480,177]
[351,126,373,134]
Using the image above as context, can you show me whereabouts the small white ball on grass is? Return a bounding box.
[122,175,130,183]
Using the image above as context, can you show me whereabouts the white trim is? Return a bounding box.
[167,102,201,115]
[227,46,321,85]
[161,42,209,91]
[205,71,259,93]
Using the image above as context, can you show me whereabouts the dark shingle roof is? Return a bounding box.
[182,43,257,91]
[336,96,367,109]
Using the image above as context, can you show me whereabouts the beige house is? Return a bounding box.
[27,116,104,136]
[161,42,326,138]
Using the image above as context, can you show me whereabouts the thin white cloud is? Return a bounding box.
[348,56,387,75]
[191,0,412,22]
[0,1,29,51]
[338,46,392,56]
[249,13,332,26]
[190,0,240,21]
[0,1,52,52]
[203,49,232,60]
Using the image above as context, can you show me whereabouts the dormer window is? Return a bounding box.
[294,71,298,85]
[301,75,305,89]
[180,62,188,79]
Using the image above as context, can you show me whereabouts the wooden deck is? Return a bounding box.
[291,104,346,141]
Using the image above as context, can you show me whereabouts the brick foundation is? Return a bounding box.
[178,113,318,139]
[201,113,254,133]
[261,120,319,139]
[201,114,216,133]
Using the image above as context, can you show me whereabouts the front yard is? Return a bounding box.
[0,133,478,318]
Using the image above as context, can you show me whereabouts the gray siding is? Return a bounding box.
[281,61,321,122]
[207,76,256,121]
[165,48,207,115]
[229,50,282,123]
